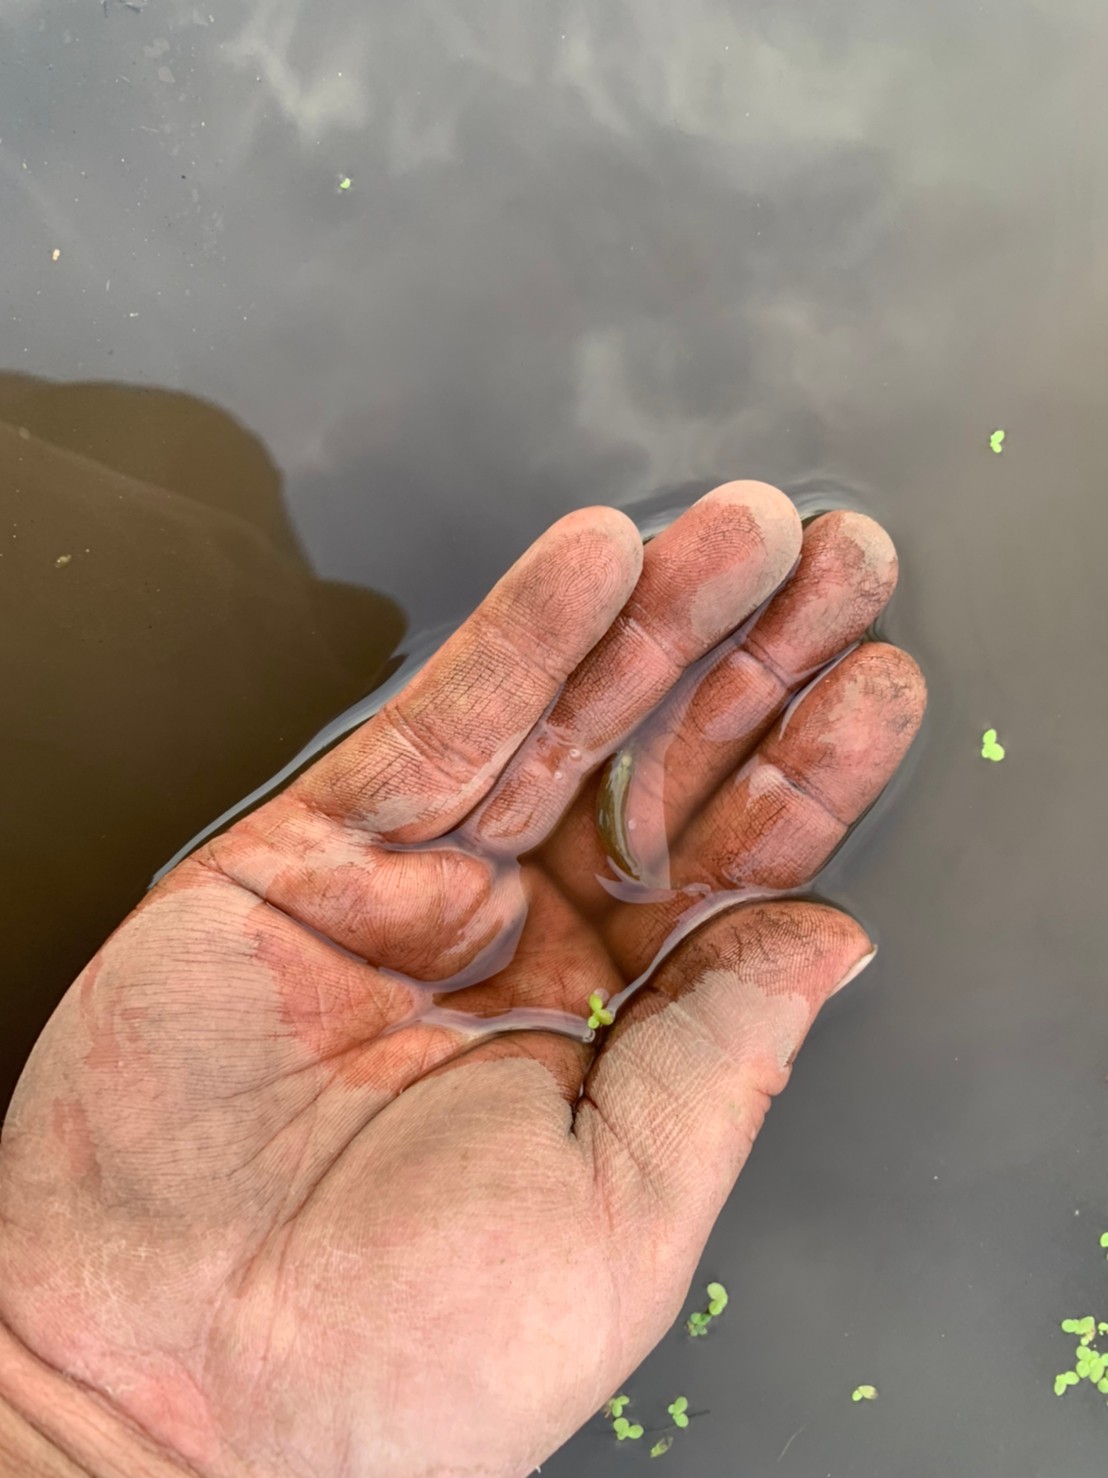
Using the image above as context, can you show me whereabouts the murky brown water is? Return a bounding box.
[4,2,1108,1474]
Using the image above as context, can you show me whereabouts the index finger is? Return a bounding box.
[294,507,643,843]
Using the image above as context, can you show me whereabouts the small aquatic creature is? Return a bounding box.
[596,747,639,878]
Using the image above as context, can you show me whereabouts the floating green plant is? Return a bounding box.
[989,429,1005,454]
[602,1389,705,1456]
[981,728,1006,762]
[613,1416,644,1441]
[1053,1234,1108,1403]
[587,992,614,1030]
[687,1281,728,1336]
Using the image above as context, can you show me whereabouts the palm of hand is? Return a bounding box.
[0,484,924,1478]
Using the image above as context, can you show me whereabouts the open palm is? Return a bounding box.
[0,483,924,1478]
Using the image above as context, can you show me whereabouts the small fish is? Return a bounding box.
[596,748,641,879]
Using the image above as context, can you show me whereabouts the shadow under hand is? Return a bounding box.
[0,374,406,1114]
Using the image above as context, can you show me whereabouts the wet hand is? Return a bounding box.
[0,483,925,1478]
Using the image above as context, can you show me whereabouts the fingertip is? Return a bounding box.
[757,642,927,825]
[822,509,899,588]
[514,507,645,649]
[852,641,928,721]
[742,513,898,686]
[705,480,803,570]
[779,900,874,990]
[734,900,874,1010]
[624,900,874,1016]
[553,505,644,582]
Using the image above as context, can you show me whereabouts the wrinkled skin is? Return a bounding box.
[0,484,925,1478]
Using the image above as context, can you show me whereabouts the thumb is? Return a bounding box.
[573,901,873,1295]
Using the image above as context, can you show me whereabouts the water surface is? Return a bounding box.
[3,2,1108,1474]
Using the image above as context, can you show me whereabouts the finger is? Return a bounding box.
[696,642,927,887]
[574,902,874,1274]
[203,805,520,979]
[293,506,644,844]
[595,511,899,883]
[464,482,802,854]
[607,643,926,974]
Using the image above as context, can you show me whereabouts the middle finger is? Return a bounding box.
[540,510,899,907]
[599,509,899,884]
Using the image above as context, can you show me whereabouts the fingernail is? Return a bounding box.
[831,946,877,996]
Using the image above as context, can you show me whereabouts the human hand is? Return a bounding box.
[0,483,925,1478]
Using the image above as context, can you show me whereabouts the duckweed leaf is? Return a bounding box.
[586,992,614,1030]
[852,1385,878,1402]
[706,1282,729,1316]
[989,429,1005,454]
[981,728,1006,762]
[651,1436,674,1458]
[604,1394,630,1419]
